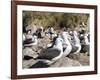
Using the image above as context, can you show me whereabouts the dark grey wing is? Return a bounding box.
[71,45,78,53]
[24,39,34,44]
[37,48,61,60]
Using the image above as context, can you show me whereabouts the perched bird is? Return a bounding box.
[24,34,38,47]
[47,26,54,40]
[80,32,90,53]
[36,28,43,38]
[60,31,72,56]
[51,31,57,40]
[71,31,81,54]
[84,33,90,45]
[36,35,64,65]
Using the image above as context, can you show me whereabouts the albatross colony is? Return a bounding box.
[22,26,89,69]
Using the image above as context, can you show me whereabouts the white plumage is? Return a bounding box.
[72,31,81,54]
[37,35,64,65]
[23,34,26,41]
[84,33,89,45]
[60,31,72,56]
[24,34,38,46]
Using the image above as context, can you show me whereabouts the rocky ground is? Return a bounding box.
[22,36,89,69]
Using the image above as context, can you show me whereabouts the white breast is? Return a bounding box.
[60,32,72,56]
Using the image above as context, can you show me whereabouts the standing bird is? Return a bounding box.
[80,32,90,53]
[36,35,64,65]
[71,31,81,54]
[24,33,38,47]
[60,31,72,56]
[48,26,54,40]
